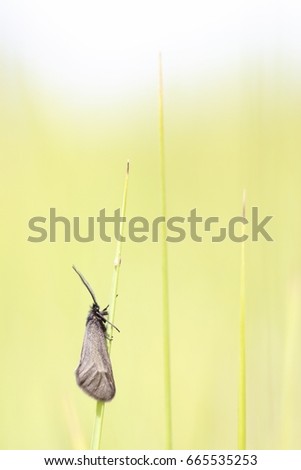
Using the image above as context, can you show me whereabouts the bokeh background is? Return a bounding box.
[1,0,301,449]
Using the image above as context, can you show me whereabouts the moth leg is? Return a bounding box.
[105,333,113,341]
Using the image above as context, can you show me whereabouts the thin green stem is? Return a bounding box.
[90,161,130,450]
[107,160,130,351]
[91,401,105,450]
[238,190,246,450]
[159,53,172,450]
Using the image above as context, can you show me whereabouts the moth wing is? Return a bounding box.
[75,319,115,401]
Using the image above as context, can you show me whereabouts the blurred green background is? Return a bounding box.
[0,0,301,450]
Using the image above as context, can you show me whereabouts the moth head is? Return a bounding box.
[93,303,100,313]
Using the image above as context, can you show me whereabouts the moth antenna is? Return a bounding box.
[104,318,120,333]
[72,265,98,306]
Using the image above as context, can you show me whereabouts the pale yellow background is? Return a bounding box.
[0,0,300,449]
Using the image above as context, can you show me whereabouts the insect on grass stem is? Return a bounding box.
[91,160,130,450]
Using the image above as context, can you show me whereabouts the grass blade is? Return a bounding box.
[159,53,172,450]
[238,190,246,449]
[90,160,130,450]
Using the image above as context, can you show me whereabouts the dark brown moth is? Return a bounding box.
[73,265,119,401]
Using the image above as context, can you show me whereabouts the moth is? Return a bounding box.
[73,265,119,401]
